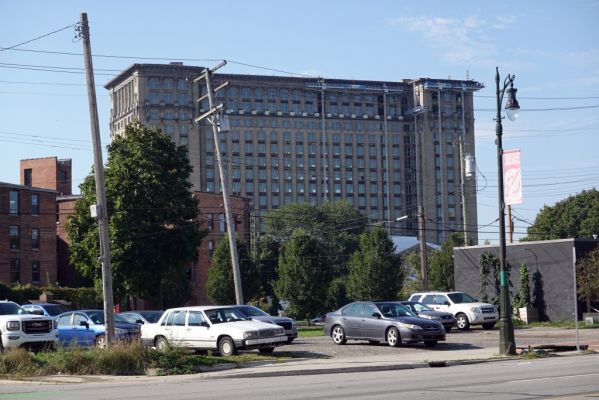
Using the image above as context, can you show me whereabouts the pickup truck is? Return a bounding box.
[0,300,59,351]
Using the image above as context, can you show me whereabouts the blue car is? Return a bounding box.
[22,303,71,318]
[56,310,141,348]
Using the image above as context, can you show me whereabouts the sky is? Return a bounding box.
[1,0,598,245]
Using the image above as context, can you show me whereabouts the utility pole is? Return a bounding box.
[194,61,243,305]
[318,77,328,204]
[459,90,469,245]
[78,13,115,345]
[418,205,429,290]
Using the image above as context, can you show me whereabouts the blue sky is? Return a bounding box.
[1,0,598,245]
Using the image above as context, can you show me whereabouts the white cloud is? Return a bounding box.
[493,15,517,30]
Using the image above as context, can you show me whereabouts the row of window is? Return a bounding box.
[9,225,40,250]
[148,77,190,91]
[7,191,40,215]
[147,92,192,106]
[225,117,409,132]
[7,258,41,284]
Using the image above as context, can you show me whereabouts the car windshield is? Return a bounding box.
[402,302,432,313]
[376,303,417,318]
[448,293,478,304]
[0,302,28,315]
[204,308,249,324]
[85,311,128,324]
[43,304,69,316]
[236,306,269,317]
[140,311,163,323]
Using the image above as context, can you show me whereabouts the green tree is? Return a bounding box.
[524,189,599,241]
[67,122,204,308]
[274,229,330,319]
[577,248,599,313]
[428,232,464,291]
[347,227,402,301]
[207,236,260,305]
[479,252,498,303]
[513,263,531,310]
[398,251,423,300]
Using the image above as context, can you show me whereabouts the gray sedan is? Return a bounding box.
[398,301,457,332]
[323,301,446,348]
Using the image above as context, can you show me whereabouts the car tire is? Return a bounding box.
[424,340,438,348]
[218,336,237,357]
[386,326,401,347]
[331,325,347,345]
[456,313,470,330]
[155,336,169,351]
[482,322,496,330]
[258,346,275,354]
[95,334,106,348]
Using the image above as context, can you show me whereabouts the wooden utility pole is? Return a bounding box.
[79,13,116,345]
[418,205,429,290]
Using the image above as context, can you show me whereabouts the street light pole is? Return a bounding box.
[495,66,520,355]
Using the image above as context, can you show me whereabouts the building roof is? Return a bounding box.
[0,181,58,194]
[391,235,441,253]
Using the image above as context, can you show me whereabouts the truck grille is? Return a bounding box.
[22,320,52,334]
[423,324,440,331]
[482,307,496,314]
[258,328,276,338]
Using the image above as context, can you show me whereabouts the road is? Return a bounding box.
[2,354,599,399]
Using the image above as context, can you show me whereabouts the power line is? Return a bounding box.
[0,23,77,52]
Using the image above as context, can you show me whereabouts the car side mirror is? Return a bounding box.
[443,301,450,306]
[372,312,382,319]
[201,322,210,328]
[135,319,144,324]
[79,321,89,328]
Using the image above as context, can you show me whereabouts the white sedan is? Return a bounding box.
[141,305,287,356]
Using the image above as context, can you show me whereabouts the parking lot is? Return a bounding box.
[278,326,599,358]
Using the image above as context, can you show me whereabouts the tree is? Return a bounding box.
[479,252,498,303]
[347,227,402,301]
[274,229,330,319]
[207,236,260,305]
[67,122,204,308]
[577,248,599,313]
[524,189,599,241]
[513,263,531,310]
[398,251,423,300]
[428,232,463,291]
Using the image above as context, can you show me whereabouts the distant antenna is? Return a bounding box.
[466,70,470,80]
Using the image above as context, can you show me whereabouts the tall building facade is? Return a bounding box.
[106,64,481,244]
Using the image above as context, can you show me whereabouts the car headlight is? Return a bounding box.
[401,323,423,330]
[421,314,441,320]
[6,321,20,331]
[471,306,481,313]
[244,331,259,339]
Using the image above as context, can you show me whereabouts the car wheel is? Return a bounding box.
[331,325,347,345]
[456,314,470,330]
[482,322,496,330]
[155,336,169,351]
[386,326,401,347]
[424,341,438,348]
[95,334,106,349]
[218,336,237,357]
[258,346,275,354]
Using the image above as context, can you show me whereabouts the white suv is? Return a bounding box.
[408,292,499,330]
[0,300,59,351]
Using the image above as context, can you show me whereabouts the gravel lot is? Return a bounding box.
[277,326,599,358]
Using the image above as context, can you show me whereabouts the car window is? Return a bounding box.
[363,304,377,318]
[57,313,72,326]
[376,303,416,317]
[119,313,135,323]
[188,311,206,326]
[86,311,104,324]
[237,306,269,317]
[400,303,416,313]
[413,303,432,312]
[0,302,27,315]
[162,311,175,326]
[73,313,88,326]
[448,292,477,304]
[342,303,363,317]
[141,311,163,323]
[205,308,248,324]
[44,304,69,316]
[434,295,449,305]
[172,310,186,326]
[421,295,435,305]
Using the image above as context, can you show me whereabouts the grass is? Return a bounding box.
[298,326,324,338]
[0,341,293,378]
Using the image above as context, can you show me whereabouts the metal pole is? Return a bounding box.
[496,66,516,355]
[418,204,428,290]
[459,91,469,245]
[80,13,115,345]
[203,67,244,305]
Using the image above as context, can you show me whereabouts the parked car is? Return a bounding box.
[323,301,445,348]
[56,310,141,348]
[233,305,297,343]
[22,303,71,318]
[0,300,59,351]
[398,301,457,332]
[141,305,287,356]
[310,315,326,326]
[408,291,499,330]
[118,311,164,325]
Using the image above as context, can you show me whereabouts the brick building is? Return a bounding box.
[20,157,72,196]
[0,182,58,286]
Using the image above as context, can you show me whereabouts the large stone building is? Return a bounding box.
[105,64,482,244]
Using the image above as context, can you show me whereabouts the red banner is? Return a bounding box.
[503,149,522,205]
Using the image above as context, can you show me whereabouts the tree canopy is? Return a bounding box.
[347,227,402,301]
[67,122,204,308]
[427,232,463,291]
[524,189,599,241]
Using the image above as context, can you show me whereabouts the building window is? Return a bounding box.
[24,169,32,186]
[219,214,226,233]
[208,240,214,258]
[31,194,40,215]
[31,228,40,250]
[9,191,19,215]
[10,225,19,250]
[31,261,40,285]
[10,258,20,283]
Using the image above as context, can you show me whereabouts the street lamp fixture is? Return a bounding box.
[495,66,520,355]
